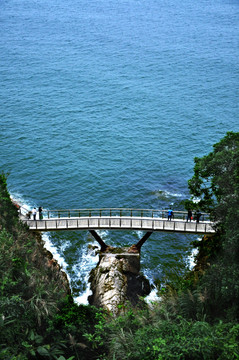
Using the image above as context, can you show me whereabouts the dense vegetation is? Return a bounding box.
[0,173,100,360]
[186,131,239,321]
[1,132,239,359]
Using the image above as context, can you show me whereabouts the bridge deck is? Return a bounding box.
[21,215,215,234]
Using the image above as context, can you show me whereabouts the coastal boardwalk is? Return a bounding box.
[20,208,215,235]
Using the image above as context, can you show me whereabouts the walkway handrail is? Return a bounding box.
[21,207,210,222]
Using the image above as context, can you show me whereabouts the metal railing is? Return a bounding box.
[20,207,210,222]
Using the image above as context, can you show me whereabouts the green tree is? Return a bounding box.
[188,132,239,231]
[187,132,239,320]
[0,172,19,233]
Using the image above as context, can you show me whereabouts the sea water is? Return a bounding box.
[1,0,238,301]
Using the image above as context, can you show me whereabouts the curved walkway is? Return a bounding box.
[20,208,215,234]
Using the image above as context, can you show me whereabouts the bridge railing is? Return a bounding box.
[33,208,210,222]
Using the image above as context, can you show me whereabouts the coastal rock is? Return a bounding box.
[88,247,150,316]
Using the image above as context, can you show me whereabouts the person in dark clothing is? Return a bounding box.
[187,209,192,222]
[196,210,201,223]
[39,206,43,220]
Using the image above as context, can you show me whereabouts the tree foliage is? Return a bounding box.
[184,132,239,321]
[188,132,239,229]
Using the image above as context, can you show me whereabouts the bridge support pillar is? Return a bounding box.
[134,231,153,251]
[89,230,108,252]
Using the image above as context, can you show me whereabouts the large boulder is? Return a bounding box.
[88,247,150,316]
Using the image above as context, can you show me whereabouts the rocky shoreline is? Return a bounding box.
[14,201,71,298]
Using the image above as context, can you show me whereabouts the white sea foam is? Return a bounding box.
[143,266,161,304]
[10,193,34,215]
[187,237,202,270]
[74,242,99,305]
[59,240,72,253]
[188,248,198,270]
[157,190,185,198]
[145,288,161,306]
[41,233,69,270]
[163,190,184,198]
[132,230,144,239]
[96,229,109,239]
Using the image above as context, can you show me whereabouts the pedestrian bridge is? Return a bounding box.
[20,208,215,235]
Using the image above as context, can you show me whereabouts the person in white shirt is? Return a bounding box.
[32,208,37,220]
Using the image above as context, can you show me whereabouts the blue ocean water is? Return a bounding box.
[1,0,239,299]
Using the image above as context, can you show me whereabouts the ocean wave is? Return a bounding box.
[74,241,99,304]
[10,193,35,215]
[142,266,161,304]
[187,236,202,270]
[154,189,186,204]
[145,288,161,305]
[41,233,69,270]
[96,229,109,239]
[156,190,185,198]
[132,230,144,239]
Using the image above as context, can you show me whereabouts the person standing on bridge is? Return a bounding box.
[187,209,192,222]
[39,206,43,220]
[32,208,37,220]
[196,210,201,223]
[167,207,173,221]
